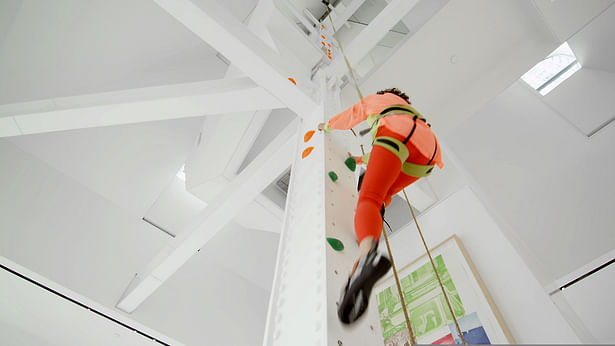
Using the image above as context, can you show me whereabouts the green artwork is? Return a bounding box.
[377,255,465,340]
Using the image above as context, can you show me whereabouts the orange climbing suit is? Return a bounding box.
[325,93,444,244]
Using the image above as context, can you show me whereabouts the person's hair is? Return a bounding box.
[376,88,410,104]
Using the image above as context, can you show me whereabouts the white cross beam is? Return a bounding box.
[0,77,283,137]
[117,118,299,313]
[328,0,420,78]
[153,0,319,119]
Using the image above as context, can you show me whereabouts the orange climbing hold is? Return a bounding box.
[321,24,325,29]
[328,43,331,48]
[288,77,297,85]
[321,41,326,46]
[304,130,315,143]
[302,146,314,159]
[321,34,326,39]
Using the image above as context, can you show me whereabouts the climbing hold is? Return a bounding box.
[302,146,314,159]
[321,24,325,30]
[288,77,296,85]
[344,157,356,172]
[327,237,344,251]
[304,130,315,143]
[327,43,331,48]
[321,41,326,46]
[328,171,338,182]
[321,34,326,39]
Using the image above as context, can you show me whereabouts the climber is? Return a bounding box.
[318,88,444,324]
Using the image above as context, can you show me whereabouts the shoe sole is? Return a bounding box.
[338,256,392,324]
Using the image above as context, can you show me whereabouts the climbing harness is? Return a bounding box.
[358,105,438,178]
[322,6,466,344]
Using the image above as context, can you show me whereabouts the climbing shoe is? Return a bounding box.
[337,242,391,324]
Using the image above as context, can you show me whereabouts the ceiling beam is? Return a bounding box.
[152,0,318,119]
[325,0,368,35]
[116,119,298,313]
[328,0,420,78]
[0,77,284,137]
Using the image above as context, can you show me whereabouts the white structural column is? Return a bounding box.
[0,77,283,137]
[153,0,318,119]
[328,0,420,78]
[116,119,299,313]
[263,79,327,346]
[322,101,384,345]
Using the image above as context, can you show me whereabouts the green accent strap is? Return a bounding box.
[380,105,426,121]
[373,137,409,163]
[361,152,371,165]
[373,136,435,177]
[402,161,435,178]
[366,105,427,139]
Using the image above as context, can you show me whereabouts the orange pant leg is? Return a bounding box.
[354,125,434,244]
[354,145,401,244]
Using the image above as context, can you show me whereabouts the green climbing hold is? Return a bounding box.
[327,237,344,251]
[344,157,356,172]
[328,171,338,182]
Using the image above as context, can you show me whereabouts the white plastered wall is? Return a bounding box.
[385,185,580,343]
[0,138,277,346]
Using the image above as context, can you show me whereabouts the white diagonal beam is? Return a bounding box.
[328,0,420,78]
[0,77,284,137]
[153,0,318,119]
[324,0,368,36]
[116,119,299,313]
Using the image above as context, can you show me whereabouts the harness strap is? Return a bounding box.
[379,105,426,121]
[359,104,427,137]
[403,116,418,144]
[372,137,435,178]
[372,137,409,163]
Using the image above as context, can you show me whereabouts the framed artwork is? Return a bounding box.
[375,235,514,345]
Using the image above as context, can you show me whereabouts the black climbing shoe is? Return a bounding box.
[337,242,391,324]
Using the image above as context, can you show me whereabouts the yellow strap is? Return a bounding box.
[372,137,409,163]
[372,137,435,177]
[402,162,435,178]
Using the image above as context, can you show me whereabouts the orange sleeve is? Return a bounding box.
[326,94,396,130]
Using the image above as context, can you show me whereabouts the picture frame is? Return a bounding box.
[375,235,514,345]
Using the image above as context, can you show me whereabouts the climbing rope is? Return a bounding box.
[322,5,466,344]
[403,191,466,344]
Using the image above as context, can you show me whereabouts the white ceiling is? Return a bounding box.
[0,0,232,104]
[7,118,203,217]
[567,1,615,74]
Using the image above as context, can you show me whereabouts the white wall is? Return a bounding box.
[0,257,182,346]
[0,139,170,306]
[554,263,615,343]
[446,80,615,286]
[131,224,276,346]
[0,139,277,346]
[387,186,580,343]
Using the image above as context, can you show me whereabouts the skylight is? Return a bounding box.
[521,42,581,96]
